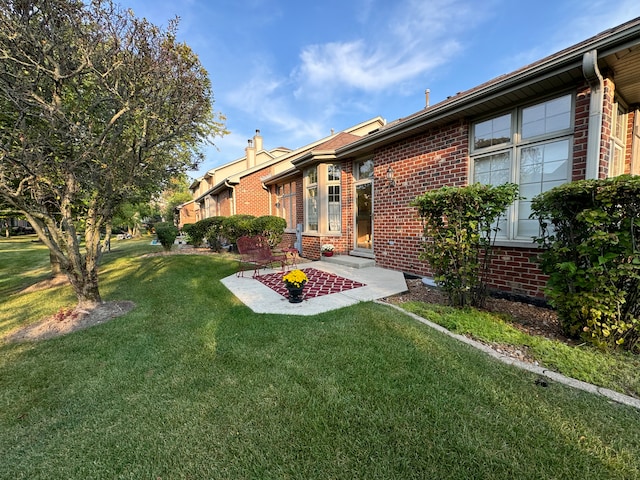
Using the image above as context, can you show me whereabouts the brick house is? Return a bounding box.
[263,17,640,298]
[187,118,385,223]
[176,200,198,229]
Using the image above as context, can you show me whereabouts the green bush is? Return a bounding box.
[531,175,640,353]
[183,217,222,246]
[154,222,178,252]
[203,216,226,251]
[221,215,256,244]
[411,183,519,308]
[252,215,287,247]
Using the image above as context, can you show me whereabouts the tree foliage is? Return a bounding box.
[531,175,640,352]
[0,0,226,307]
[411,183,519,307]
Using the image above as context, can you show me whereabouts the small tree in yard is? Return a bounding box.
[0,0,226,308]
[411,183,519,308]
[531,175,640,353]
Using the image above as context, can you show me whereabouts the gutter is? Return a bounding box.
[582,49,604,180]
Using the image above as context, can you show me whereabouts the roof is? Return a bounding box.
[195,118,385,199]
[337,16,640,158]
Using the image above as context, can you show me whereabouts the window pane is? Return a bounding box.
[522,94,571,139]
[307,167,317,184]
[356,159,374,179]
[473,152,511,185]
[517,139,570,238]
[474,114,511,149]
[328,164,341,182]
[307,187,318,231]
[328,185,341,232]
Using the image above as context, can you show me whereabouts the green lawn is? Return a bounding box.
[1,237,639,479]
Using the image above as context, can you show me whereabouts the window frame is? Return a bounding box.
[609,96,628,177]
[303,163,342,235]
[470,92,575,242]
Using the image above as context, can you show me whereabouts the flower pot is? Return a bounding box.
[286,285,305,303]
[322,251,333,257]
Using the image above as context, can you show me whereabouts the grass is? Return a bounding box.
[400,301,640,399]
[1,237,639,479]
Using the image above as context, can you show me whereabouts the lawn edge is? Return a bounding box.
[377,300,640,410]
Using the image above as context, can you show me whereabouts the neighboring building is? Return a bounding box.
[262,17,640,298]
[186,119,386,222]
[176,200,198,229]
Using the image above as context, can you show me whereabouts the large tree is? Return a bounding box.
[0,0,226,307]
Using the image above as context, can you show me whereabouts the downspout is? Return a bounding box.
[225,180,236,215]
[582,49,604,180]
[261,182,272,215]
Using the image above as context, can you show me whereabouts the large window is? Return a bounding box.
[304,164,342,233]
[471,93,573,240]
[276,181,296,229]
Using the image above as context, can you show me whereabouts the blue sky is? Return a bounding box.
[123,0,640,179]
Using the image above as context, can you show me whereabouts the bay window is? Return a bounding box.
[304,164,342,233]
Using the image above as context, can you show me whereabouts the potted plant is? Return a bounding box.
[282,269,308,303]
[321,243,335,257]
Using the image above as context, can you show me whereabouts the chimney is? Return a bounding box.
[245,139,255,168]
[254,129,263,152]
[425,89,430,108]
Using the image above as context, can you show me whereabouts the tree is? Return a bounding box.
[0,0,226,308]
[159,174,193,223]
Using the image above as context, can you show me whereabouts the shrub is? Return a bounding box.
[411,183,519,308]
[184,217,223,246]
[531,175,640,352]
[221,214,256,244]
[203,216,226,251]
[154,222,178,251]
[252,215,287,247]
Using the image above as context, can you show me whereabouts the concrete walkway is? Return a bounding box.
[220,260,407,316]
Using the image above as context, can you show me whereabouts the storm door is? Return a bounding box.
[353,159,374,253]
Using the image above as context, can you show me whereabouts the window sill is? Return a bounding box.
[492,239,540,249]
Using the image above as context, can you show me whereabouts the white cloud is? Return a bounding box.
[293,0,482,99]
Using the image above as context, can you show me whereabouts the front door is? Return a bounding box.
[355,182,373,251]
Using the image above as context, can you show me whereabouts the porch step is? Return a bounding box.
[320,254,375,269]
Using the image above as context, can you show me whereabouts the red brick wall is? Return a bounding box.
[236,168,273,216]
[178,202,197,229]
[368,85,601,298]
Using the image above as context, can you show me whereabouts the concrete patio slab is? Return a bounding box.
[220,260,407,316]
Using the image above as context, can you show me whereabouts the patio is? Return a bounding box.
[220,260,408,316]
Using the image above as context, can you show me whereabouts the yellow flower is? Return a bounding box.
[283,269,308,288]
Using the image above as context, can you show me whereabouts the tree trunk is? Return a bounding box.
[50,251,63,277]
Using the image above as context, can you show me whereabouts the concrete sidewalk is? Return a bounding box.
[220,260,407,316]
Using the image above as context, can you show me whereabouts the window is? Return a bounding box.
[276,181,296,229]
[305,168,318,231]
[610,99,628,177]
[327,164,341,232]
[303,164,342,233]
[471,94,573,240]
